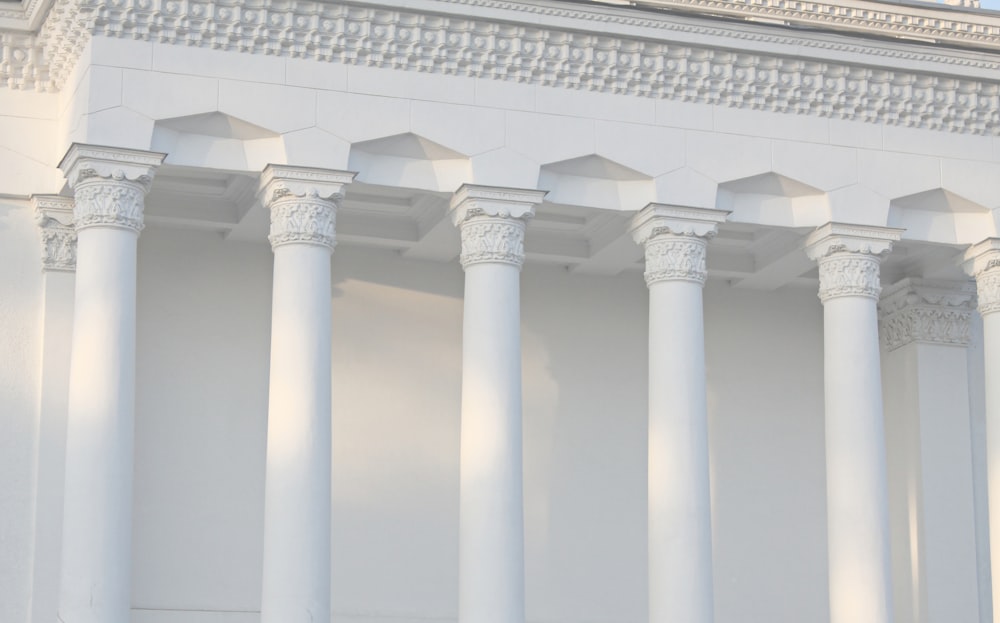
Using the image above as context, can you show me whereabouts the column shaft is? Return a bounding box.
[460,261,525,623]
[823,293,893,623]
[450,185,545,623]
[630,204,726,623]
[806,223,901,623]
[965,239,1000,622]
[56,144,163,623]
[647,280,713,623]
[258,165,353,623]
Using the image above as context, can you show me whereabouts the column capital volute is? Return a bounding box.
[58,144,166,233]
[32,194,76,272]
[258,164,356,252]
[804,222,903,261]
[806,223,903,302]
[448,184,547,226]
[58,143,166,191]
[878,278,976,350]
[963,238,1000,315]
[628,203,729,246]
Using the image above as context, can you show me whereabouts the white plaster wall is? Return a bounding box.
[129,226,831,623]
[0,199,44,623]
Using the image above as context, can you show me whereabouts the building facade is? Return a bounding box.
[1,0,999,622]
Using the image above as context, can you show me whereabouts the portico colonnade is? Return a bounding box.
[50,143,989,623]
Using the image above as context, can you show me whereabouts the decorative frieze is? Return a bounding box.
[258,165,355,251]
[879,279,976,351]
[32,194,76,272]
[964,239,1000,316]
[449,184,546,270]
[58,144,165,234]
[4,0,1000,136]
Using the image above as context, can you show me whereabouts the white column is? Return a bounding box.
[30,195,77,623]
[964,239,1000,623]
[879,279,980,623]
[259,165,354,623]
[450,184,546,623]
[56,144,165,623]
[629,204,727,623]
[805,223,902,623]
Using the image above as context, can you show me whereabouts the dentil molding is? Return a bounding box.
[32,194,76,272]
[258,164,355,251]
[4,0,1000,136]
[879,278,976,350]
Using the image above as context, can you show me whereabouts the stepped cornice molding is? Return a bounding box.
[4,0,1000,135]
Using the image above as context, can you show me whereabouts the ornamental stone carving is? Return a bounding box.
[805,223,902,303]
[964,239,1000,316]
[629,204,728,287]
[8,0,1000,136]
[449,184,547,270]
[32,194,76,272]
[257,165,356,252]
[58,144,165,234]
[458,215,527,269]
[879,279,975,351]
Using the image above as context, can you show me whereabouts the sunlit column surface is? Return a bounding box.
[259,165,355,623]
[450,184,546,623]
[806,223,902,623]
[629,204,727,623]
[964,238,1000,623]
[57,144,165,623]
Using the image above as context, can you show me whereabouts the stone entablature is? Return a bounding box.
[3,0,1000,136]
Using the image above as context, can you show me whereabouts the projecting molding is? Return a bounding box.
[3,0,1000,135]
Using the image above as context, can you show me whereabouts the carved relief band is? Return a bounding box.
[816,254,883,302]
[879,279,975,351]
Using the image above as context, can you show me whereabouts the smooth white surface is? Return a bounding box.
[59,225,140,623]
[823,293,894,623]
[647,279,713,623]
[458,260,526,623]
[261,243,334,623]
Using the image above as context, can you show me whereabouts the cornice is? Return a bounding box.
[4,0,1000,136]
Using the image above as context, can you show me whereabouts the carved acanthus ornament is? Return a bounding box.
[878,279,975,351]
[629,204,727,287]
[58,144,165,234]
[258,165,355,251]
[449,184,547,270]
[4,0,1000,136]
[32,194,76,272]
[964,239,1000,316]
[805,223,902,303]
[458,214,527,269]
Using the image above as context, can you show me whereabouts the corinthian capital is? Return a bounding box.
[879,279,976,351]
[258,164,356,251]
[449,184,547,270]
[32,195,76,272]
[629,204,728,286]
[58,144,166,234]
[964,239,1000,316]
[805,223,903,302]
